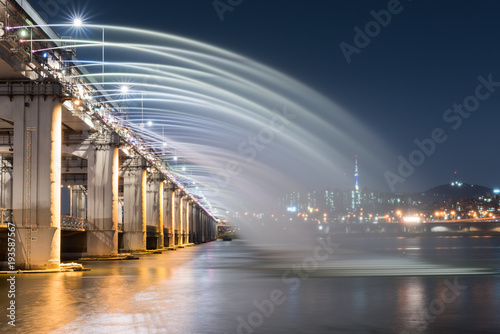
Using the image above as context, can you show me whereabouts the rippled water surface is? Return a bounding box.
[1,236,500,333]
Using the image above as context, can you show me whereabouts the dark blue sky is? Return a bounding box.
[35,0,500,192]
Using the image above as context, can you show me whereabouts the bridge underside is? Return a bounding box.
[0,1,218,270]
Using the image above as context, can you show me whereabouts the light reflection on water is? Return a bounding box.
[1,237,500,333]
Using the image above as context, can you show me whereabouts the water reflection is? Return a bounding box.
[1,238,499,333]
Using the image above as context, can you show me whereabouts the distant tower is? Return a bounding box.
[352,155,361,211]
[355,155,359,192]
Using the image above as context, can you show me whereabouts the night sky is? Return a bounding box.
[34,0,500,193]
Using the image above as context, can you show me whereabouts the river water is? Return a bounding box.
[1,235,500,333]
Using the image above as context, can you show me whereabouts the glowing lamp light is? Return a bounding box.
[494,189,500,194]
[403,216,421,223]
[120,85,130,94]
[73,18,83,27]
[18,29,28,38]
[147,121,153,126]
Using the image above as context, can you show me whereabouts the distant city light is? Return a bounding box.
[287,206,297,212]
[403,216,421,223]
[494,189,500,194]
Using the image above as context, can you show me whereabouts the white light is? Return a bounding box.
[73,18,83,27]
[173,156,178,161]
[163,142,167,147]
[120,85,129,94]
[403,216,421,223]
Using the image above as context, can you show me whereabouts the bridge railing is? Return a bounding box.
[61,216,88,230]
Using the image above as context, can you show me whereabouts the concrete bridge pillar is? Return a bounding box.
[201,212,207,243]
[86,141,119,256]
[210,217,216,241]
[158,181,165,248]
[0,155,13,209]
[205,215,209,242]
[163,184,174,247]
[146,172,162,249]
[172,189,181,245]
[71,185,87,219]
[123,158,147,251]
[8,86,63,270]
[180,195,189,245]
[191,205,197,243]
[192,206,199,243]
[188,201,194,244]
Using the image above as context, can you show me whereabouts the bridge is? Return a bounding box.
[325,219,500,234]
[0,0,218,270]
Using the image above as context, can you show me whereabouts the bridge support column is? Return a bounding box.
[201,212,207,243]
[191,205,198,243]
[210,217,216,241]
[197,207,203,243]
[197,208,203,243]
[71,185,87,219]
[86,142,119,256]
[180,195,189,245]
[0,155,13,209]
[123,158,147,251]
[158,181,165,248]
[10,90,62,270]
[163,184,174,247]
[173,189,181,245]
[188,201,194,244]
[146,172,162,249]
